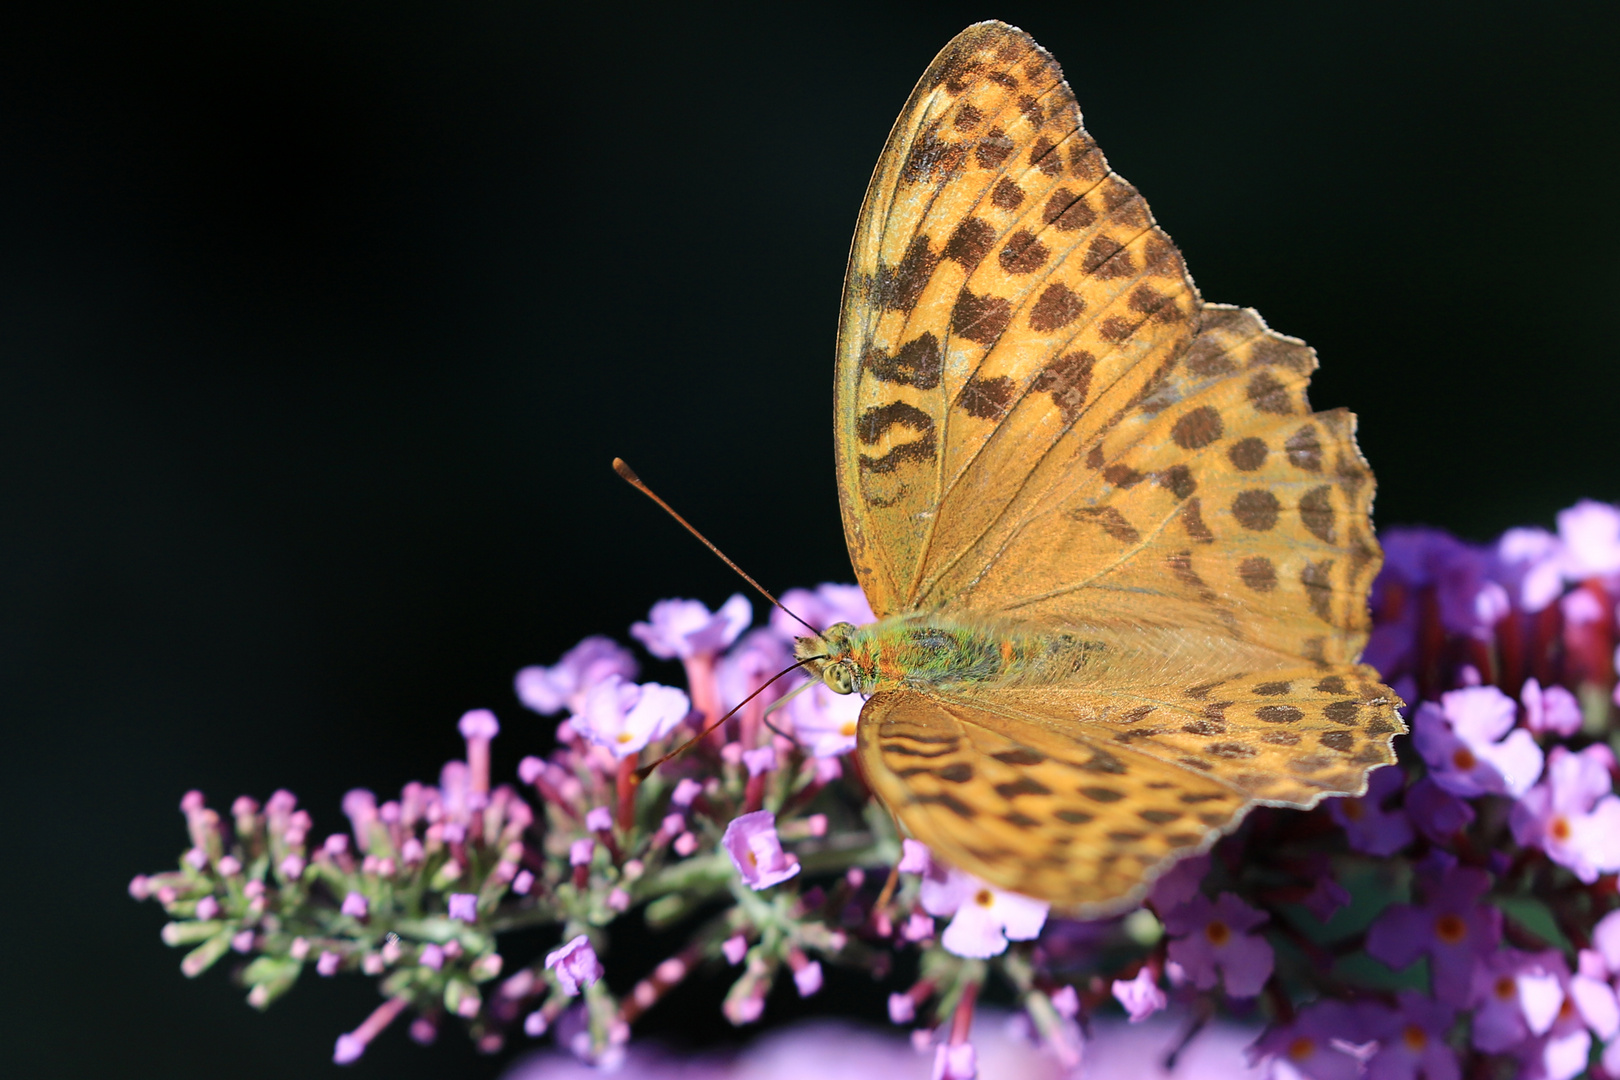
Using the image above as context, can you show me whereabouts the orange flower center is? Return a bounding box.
[1205,920,1231,947]
[1287,1036,1315,1061]
[840,720,857,737]
[1434,913,1467,945]
[1403,1024,1427,1052]
[1551,816,1572,841]
[974,888,995,908]
[1451,746,1477,771]
[1495,975,1516,1000]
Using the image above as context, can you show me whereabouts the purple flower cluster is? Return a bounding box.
[130,501,1620,1077]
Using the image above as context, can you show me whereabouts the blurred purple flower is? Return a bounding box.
[1327,765,1413,855]
[515,635,638,716]
[1147,853,1209,913]
[1496,526,1567,612]
[1369,864,1500,1006]
[918,866,1048,959]
[793,961,823,998]
[742,745,777,777]
[722,811,801,890]
[1302,875,1352,924]
[1412,686,1543,799]
[632,595,752,660]
[1404,776,1476,844]
[1557,500,1620,581]
[1511,745,1620,882]
[546,934,604,997]
[1252,1000,1365,1080]
[574,675,691,759]
[340,891,368,919]
[448,893,477,923]
[932,1041,977,1080]
[1111,967,1166,1023]
[784,680,863,758]
[1163,893,1273,999]
[770,583,874,638]
[1355,991,1458,1080]
[1522,677,1583,737]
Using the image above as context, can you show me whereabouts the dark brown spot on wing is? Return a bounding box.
[1055,809,1093,825]
[874,234,937,314]
[1042,188,1096,231]
[994,777,1052,800]
[1070,506,1140,544]
[992,747,1045,766]
[1103,464,1144,488]
[1081,235,1132,278]
[1239,556,1276,592]
[1301,560,1335,620]
[952,288,1012,344]
[1232,490,1281,531]
[1257,705,1303,724]
[1320,732,1355,753]
[955,374,1016,420]
[1032,351,1094,422]
[1181,498,1214,542]
[1254,681,1291,696]
[1285,425,1323,471]
[1247,371,1294,414]
[944,218,996,268]
[1029,283,1085,332]
[1157,464,1196,499]
[1300,486,1336,542]
[999,230,1049,274]
[1080,786,1124,803]
[1171,406,1223,449]
[975,127,1014,169]
[1316,676,1349,695]
[1323,702,1360,725]
[991,177,1025,209]
[1227,437,1267,472]
[863,332,942,389]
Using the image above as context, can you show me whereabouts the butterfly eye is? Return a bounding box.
[823,663,856,695]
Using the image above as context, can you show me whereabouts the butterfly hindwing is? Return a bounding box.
[859,667,1402,910]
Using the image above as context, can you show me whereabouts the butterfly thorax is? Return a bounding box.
[794,618,1103,696]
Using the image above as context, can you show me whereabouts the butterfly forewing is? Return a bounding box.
[835,21,1405,909]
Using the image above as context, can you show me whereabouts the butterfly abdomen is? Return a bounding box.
[848,619,1102,691]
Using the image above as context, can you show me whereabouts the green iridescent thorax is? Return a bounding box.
[794,617,1104,696]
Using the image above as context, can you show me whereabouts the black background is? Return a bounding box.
[3,2,1616,1077]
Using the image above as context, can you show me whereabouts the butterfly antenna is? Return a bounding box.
[634,657,821,781]
[613,457,820,635]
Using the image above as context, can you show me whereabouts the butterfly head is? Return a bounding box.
[793,621,863,695]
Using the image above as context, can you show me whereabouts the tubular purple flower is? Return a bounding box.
[340,891,369,919]
[722,935,748,965]
[546,934,604,997]
[332,995,408,1065]
[458,709,500,794]
[195,895,220,920]
[448,893,478,922]
[317,951,340,976]
[932,1040,977,1080]
[585,806,612,832]
[516,635,639,716]
[1405,776,1476,844]
[722,810,801,890]
[341,789,378,853]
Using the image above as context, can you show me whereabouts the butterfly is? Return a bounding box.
[791,20,1405,914]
